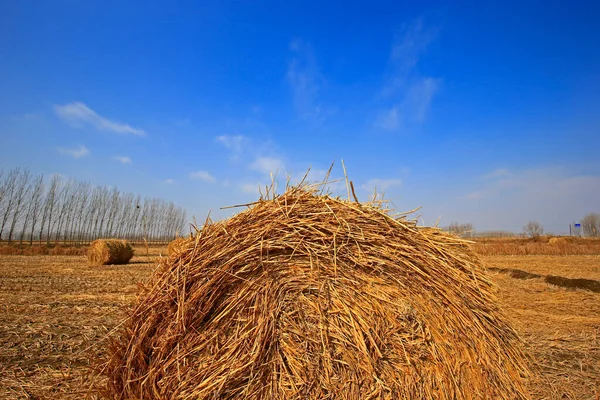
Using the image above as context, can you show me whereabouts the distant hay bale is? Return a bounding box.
[167,237,188,256]
[88,239,133,266]
[549,236,575,246]
[102,185,530,399]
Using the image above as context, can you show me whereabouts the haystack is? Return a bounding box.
[88,239,134,266]
[103,186,530,399]
[549,236,574,245]
[167,237,188,256]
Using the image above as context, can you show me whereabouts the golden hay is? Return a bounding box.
[549,236,575,245]
[167,237,188,256]
[102,186,530,399]
[88,239,134,266]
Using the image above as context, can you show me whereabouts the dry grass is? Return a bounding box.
[0,244,89,256]
[0,251,599,398]
[102,186,529,399]
[483,255,600,399]
[88,240,134,266]
[471,236,600,256]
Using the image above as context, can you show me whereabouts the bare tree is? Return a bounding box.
[0,168,21,240]
[0,168,188,244]
[20,174,44,244]
[581,213,600,237]
[7,169,31,243]
[523,220,544,239]
[41,174,61,244]
[448,222,475,238]
[26,175,45,245]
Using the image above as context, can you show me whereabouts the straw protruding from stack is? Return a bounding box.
[102,184,530,399]
[167,237,188,256]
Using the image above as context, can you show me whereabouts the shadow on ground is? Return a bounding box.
[488,267,600,293]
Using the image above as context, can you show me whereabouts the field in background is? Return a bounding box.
[0,243,598,399]
[472,236,600,256]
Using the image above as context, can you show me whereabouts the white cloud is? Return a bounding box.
[407,77,440,122]
[164,179,174,184]
[241,183,261,195]
[114,156,132,164]
[456,166,600,233]
[249,157,285,175]
[215,135,248,158]
[287,39,327,120]
[54,102,146,136]
[362,178,403,191]
[376,18,441,131]
[483,168,512,180]
[375,107,401,131]
[57,145,89,159]
[189,170,216,183]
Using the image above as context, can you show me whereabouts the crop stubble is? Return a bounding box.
[0,249,598,399]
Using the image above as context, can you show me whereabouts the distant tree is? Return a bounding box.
[0,168,21,240]
[448,222,475,238]
[581,213,600,237]
[523,220,544,239]
[7,168,31,243]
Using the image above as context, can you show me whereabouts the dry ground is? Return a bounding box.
[0,247,599,399]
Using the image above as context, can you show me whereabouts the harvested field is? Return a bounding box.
[0,250,598,398]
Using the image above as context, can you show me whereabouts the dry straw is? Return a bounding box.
[102,183,530,399]
[168,237,188,256]
[88,239,134,266]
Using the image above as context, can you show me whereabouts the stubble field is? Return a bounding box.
[0,246,599,399]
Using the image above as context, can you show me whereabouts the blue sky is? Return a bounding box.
[1,1,599,234]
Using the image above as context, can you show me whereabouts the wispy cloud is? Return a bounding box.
[362,178,403,191]
[483,168,512,180]
[287,39,327,120]
[249,157,285,176]
[57,145,89,159]
[189,170,216,183]
[114,156,132,164]
[376,18,441,132]
[215,135,248,159]
[456,166,600,233]
[54,102,146,137]
[375,107,401,131]
[240,182,261,195]
[164,179,174,185]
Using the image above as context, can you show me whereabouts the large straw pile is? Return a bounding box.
[103,185,530,399]
[88,239,134,266]
[167,237,188,256]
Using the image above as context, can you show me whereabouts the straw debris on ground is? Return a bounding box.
[88,239,134,266]
[102,184,530,399]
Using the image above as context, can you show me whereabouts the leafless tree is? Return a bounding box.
[523,220,544,239]
[448,222,475,238]
[7,169,31,243]
[26,175,45,245]
[41,174,61,244]
[20,174,44,244]
[0,168,187,244]
[581,213,600,237]
[0,168,21,240]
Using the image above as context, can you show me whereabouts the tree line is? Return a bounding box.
[0,167,187,245]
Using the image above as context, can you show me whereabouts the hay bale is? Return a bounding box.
[167,237,188,256]
[103,186,530,399]
[549,236,575,246]
[88,239,133,266]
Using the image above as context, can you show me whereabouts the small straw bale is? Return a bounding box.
[549,236,574,245]
[167,237,188,256]
[102,185,530,399]
[88,239,134,266]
